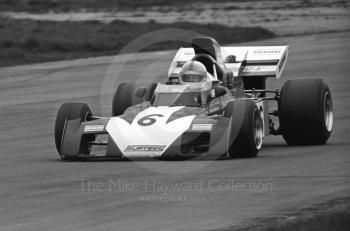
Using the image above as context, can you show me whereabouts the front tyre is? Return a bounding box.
[225,100,264,158]
[278,79,333,145]
[54,103,92,160]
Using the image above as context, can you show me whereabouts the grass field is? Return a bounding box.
[0,17,274,67]
[236,198,350,231]
[1,0,239,12]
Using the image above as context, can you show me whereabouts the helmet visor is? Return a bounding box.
[181,73,207,82]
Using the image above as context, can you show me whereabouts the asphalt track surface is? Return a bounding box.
[0,32,349,231]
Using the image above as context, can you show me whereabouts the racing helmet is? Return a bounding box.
[179,61,207,83]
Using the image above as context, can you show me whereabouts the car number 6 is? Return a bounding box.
[138,114,164,126]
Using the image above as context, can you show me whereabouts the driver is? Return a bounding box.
[179,61,208,83]
[179,60,214,105]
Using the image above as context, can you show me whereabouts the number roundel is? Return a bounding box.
[138,114,164,126]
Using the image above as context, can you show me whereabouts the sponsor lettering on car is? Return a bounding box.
[124,145,167,152]
[253,50,281,54]
[192,124,213,131]
[84,125,105,132]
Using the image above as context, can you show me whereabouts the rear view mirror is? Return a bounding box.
[135,87,147,100]
[214,86,226,98]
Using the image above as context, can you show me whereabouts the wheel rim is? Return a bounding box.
[84,111,93,154]
[60,154,67,160]
[59,118,68,159]
[324,91,333,132]
[253,110,264,150]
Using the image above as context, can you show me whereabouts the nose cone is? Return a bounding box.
[106,106,196,158]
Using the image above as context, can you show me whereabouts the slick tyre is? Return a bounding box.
[55,103,92,160]
[112,82,157,116]
[112,82,135,116]
[278,79,333,145]
[225,100,264,158]
[144,82,158,101]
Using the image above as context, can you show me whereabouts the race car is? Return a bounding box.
[54,37,333,160]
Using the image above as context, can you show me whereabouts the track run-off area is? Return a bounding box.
[0,32,349,231]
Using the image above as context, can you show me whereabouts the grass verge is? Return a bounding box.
[0,0,247,12]
[0,17,274,67]
[228,197,350,231]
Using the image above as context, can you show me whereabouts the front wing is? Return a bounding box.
[59,116,231,159]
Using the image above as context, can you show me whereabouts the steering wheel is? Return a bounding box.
[191,54,217,64]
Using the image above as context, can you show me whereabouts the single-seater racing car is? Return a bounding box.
[54,37,333,160]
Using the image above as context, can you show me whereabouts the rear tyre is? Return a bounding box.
[112,82,157,116]
[112,82,135,116]
[144,82,158,101]
[54,103,92,160]
[225,100,264,158]
[278,79,333,145]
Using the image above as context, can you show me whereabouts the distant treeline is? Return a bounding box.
[0,17,274,67]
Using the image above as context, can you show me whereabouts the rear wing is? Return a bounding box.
[222,46,289,79]
[168,46,289,79]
